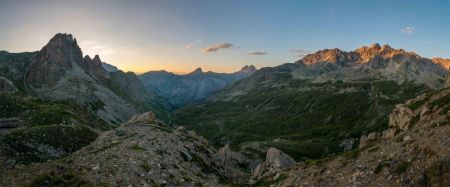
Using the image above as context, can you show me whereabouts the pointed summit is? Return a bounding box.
[188,67,203,75]
[369,43,381,50]
[26,33,84,88]
[93,55,102,63]
[239,65,257,73]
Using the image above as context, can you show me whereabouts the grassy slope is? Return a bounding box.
[173,80,430,160]
[0,94,110,163]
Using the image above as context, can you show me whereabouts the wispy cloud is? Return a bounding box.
[290,49,311,58]
[79,40,115,58]
[401,26,415,35]
[203,43,233,52]
[247,51,267,55]
[185,38,203,49]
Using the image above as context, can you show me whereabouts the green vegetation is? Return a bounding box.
[140,163,151,172]
[0,94,111,163]
[173,80,429,160]
[0,94,110,130]
[27,171,93,187]
[394,161,411,174]
[1,124,98,163]
[129,144,146,151]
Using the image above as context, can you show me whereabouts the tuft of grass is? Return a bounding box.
[129,144,146,152]
[140,164,151,172]
[394,161,410,174]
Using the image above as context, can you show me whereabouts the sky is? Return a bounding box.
[0,0,450,74]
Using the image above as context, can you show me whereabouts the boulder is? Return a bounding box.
[252,147,296,179]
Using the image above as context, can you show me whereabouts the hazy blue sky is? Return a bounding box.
[0,0,449,73]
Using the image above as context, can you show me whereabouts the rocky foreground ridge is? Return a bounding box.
[0,112,296,186]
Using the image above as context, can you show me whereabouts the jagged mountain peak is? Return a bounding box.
[93,54,102,63]
[299,43,419,66]
[239,65,257,73]
[189,67,203,75]
[43,33,79,51]
[84,55,92,61]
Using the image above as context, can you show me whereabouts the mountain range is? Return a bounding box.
[1,34,450,186]
[139,65,256,107]
[173,43,448,161]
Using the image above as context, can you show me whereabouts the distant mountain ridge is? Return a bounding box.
[139,65,257,107]
[293,43,447,89]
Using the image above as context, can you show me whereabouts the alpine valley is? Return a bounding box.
[1,34,450,187]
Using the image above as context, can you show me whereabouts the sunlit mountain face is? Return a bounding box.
[1,1,450,186]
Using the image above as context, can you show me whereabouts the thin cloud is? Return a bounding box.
[290,49,311,58]
[203,43,233,52]
[185,38,203,49]
[79,40,115,57]
[247,51,267,55]
[401,26,415,34]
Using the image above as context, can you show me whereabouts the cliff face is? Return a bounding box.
[25,34,81,88]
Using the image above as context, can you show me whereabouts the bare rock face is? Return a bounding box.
[265,148,296,169]
[215,144,251,183]
[252,147,296,180]
[383,105,413,138]
[0,77,18,94]
[432,57,450,70]
[80,55,110,80]
[296,43,447,89]
[25,33,81,88]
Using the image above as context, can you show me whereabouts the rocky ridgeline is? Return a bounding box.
[294,43,447,89]
[277,88,450,187]
[1,111,298,186]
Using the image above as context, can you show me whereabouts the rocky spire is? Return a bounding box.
[25,33,83,88]
[93,55,102,64]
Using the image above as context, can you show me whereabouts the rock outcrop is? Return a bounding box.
[215,144,251,183]
[0,77,18,94]
[252,147,296,180]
